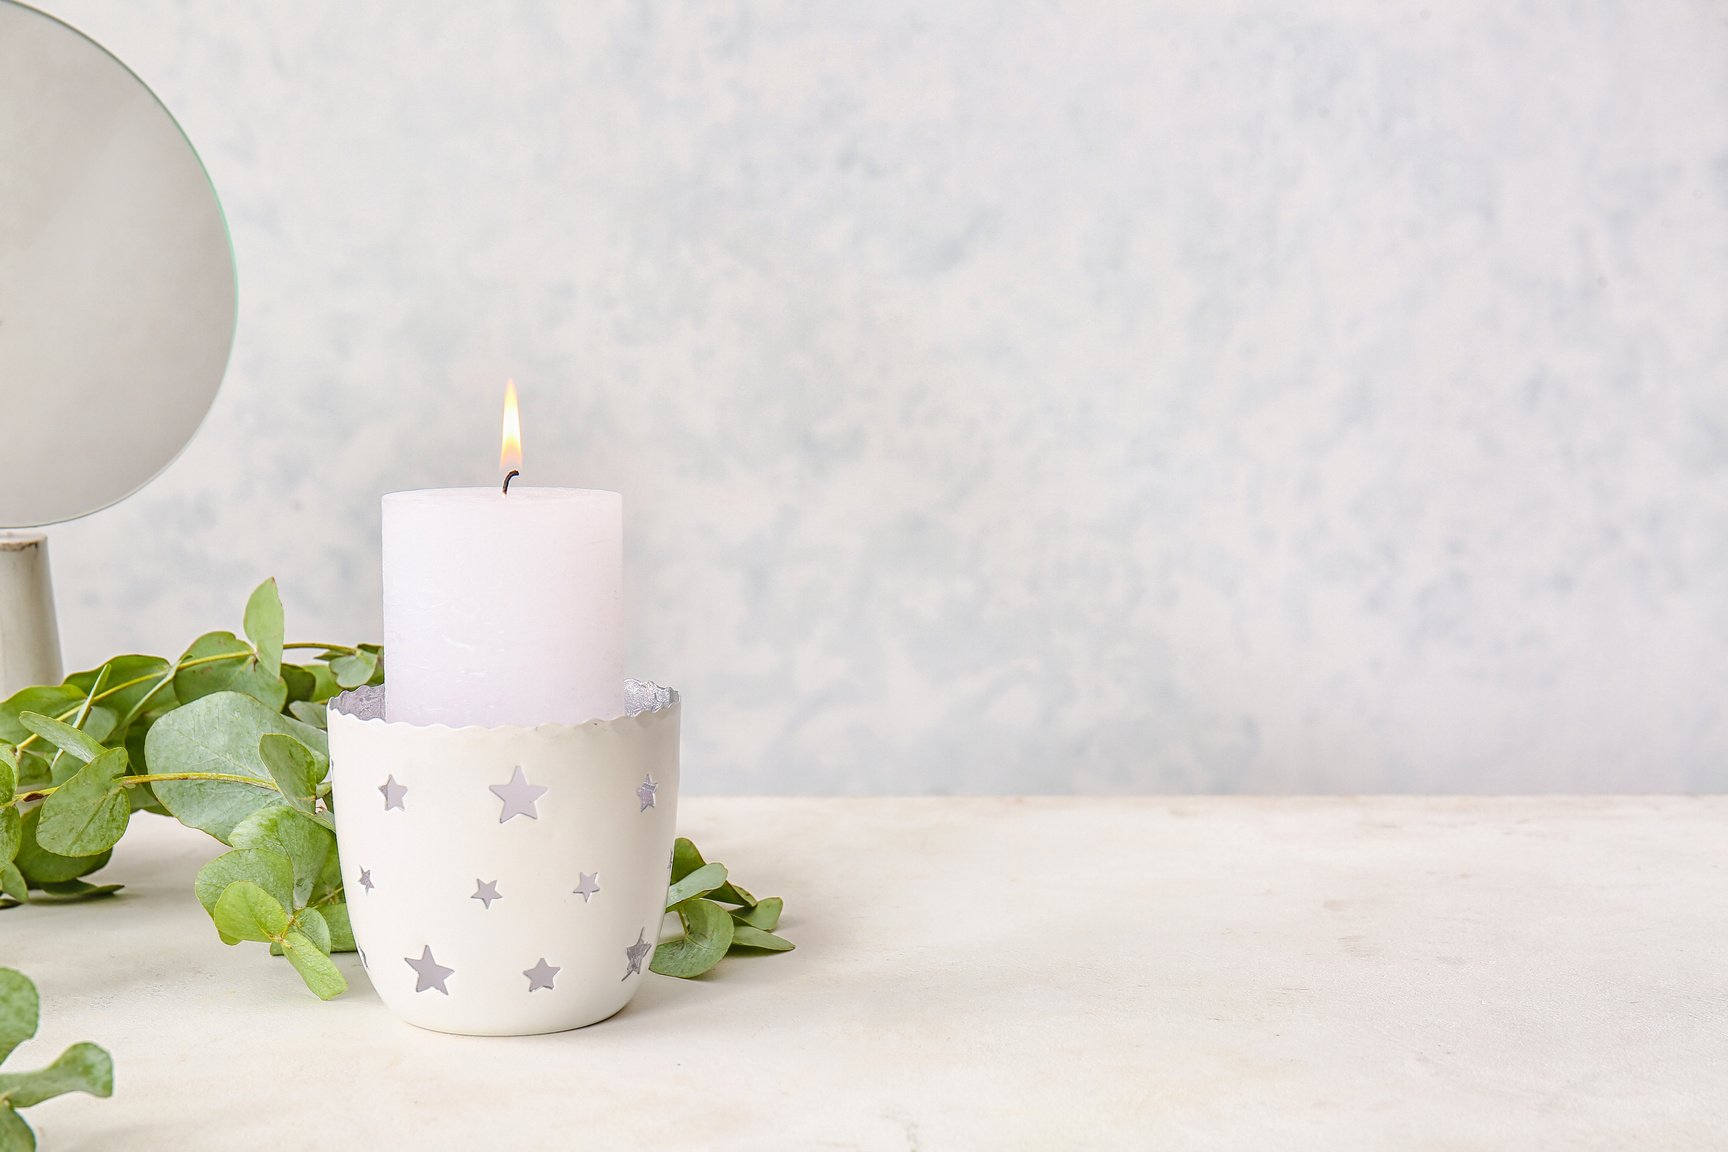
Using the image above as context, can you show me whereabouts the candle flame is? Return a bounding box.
[500,379,522,473]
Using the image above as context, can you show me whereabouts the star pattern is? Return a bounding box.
[523,958,559,992]
[489,765,548,823]
[405,945,454,994]
[622,927,651,980]
[358,766,676,1004]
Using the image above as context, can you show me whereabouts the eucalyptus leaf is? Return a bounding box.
[670,836,706,883]
[0,747,14,799]
[0,865,24,905]
[225,663,288,713]
[0,968,39,1064]
[212,881,289,944]
[28,881,123,904]
[0,686,82,745]
[0,811,18,868]
[10,750,48,793]
[257,734,323,813]
[732,896,783,932]
[242,579,284,678]
[0,1042,114,1108]
[711,879,756,908]
[17,713,104,766]
[651,897,735,978]
[280,664,315,704]
[304,663,341,703]
[0,1102,33,1152]
[321,900,356,953]
[229,806,336,908]
[292,906,332,954]
[66,656,174,723]
[728,924,795,952]
[36,748,130,857]
[145,691,327,842]
[665,861,728,908]
[286,701,328,729]
[195,849,294,922]
[12,809,110,886]
[281,931,347,1000]
[172,632,253,704]
[328,651,376,691]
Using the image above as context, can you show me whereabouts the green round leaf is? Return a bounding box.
[328,651,376,691]
[0,968,40,1064]
[0,1041,114,1107]
[257,734,323,813]
[195,849,294,920]
[242,579,285,678]
[728,923,794,952]
[211,880,289,944]
[281,931,347,1000]
[651,897,735,979]
[172,632,253,705]
[36,749,130,858]
[665,862,727,909]
[12,808,110,886]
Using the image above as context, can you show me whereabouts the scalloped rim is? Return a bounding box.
[328,679,680,736]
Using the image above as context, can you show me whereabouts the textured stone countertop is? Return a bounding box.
[7,797,1725,1150]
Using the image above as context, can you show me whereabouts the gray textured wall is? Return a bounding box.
[38,1,1728,793]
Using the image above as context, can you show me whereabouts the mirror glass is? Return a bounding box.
[0,0,237,527]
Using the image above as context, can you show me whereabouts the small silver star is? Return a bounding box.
[622,927,651,980]
[635,774,658,812]
[489,765,548,823]
[523,958,560,992]
[358,868,373,893]
[573,872,601,902]
[404,945,454,994]
[379,776,407,810]
[472,879,502,909]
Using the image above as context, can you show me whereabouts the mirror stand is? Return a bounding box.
[0,535,63,698]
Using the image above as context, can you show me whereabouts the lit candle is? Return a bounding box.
[381,381,623,728]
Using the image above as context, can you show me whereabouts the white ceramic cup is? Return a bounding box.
[327,680,680,1035]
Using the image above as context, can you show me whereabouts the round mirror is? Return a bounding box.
[0,1,237,528]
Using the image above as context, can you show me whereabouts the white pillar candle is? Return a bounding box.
[381,487,623,728]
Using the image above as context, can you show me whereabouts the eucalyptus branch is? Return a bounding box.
[5,772,279,813]
[0,577,791,1007]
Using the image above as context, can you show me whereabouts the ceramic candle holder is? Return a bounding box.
[326,680,679,1036]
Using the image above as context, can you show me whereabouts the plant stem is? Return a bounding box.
[17,651,253,755]
[7,771,277,812]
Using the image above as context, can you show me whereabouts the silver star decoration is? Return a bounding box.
[489,765,548,823]
[472,879,502,909]
[573,872,601,902]
[622,927,650,980]
[635,774,658,812]
[358,868,374,893]
[523,958,560,992]
[378,775,407,810]
[404,945,454,995]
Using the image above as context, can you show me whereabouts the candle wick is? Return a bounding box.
[502,470,520,495]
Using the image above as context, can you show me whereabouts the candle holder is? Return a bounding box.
[326,679,679,1036]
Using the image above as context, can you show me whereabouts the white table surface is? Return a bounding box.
[7,797,1725,1150]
